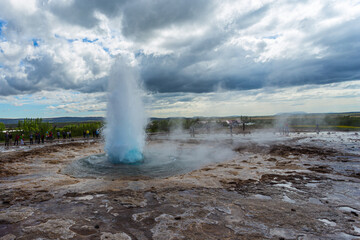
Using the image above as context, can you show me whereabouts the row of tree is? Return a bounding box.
[17,118,53,135]
[0,122,5,133]
[0,118,103,141]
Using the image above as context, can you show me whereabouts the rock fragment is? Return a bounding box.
[23,219,75,240]
[0,234,16,240]
[100,232,132,240]
[0,206,34,223]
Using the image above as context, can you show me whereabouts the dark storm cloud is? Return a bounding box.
[268,17,360,87]
[141,50,360,94]
[139,14,360,93]
[1,55,60,95]
[26,54,108,93]
[46,0,212,36]
[44,0,127,28]
[121,0,213,40]
[0,78,18,96]
[0,54,108,96]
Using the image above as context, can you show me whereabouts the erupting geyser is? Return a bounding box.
[104,60,147,164]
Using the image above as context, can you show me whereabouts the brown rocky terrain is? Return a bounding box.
[0,132,359,239]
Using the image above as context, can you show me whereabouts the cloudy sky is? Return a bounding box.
[0,0,359,118]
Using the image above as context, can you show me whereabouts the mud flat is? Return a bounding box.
[0,132,360,239]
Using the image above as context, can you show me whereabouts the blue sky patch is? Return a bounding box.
[263,34,280,39]
[135,50,145,58]
[32,38,40,47]
[0,102,53,118]
[54,34,78,43]
[82,37,98,43]
[18,60,25,67]
[0,19,7,41]
[0,19,5,34]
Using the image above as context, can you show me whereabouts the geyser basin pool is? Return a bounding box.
[63,142,235,179]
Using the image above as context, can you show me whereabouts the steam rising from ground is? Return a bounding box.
[104,60,147,164]
[64,139,237,179]
[65,131,298,179]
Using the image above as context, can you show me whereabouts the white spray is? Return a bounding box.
[104,59,147,164]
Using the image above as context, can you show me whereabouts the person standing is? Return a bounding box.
[9,132,12,145]
[14,134,19,145]
[4,132,9,147]
[29,133,33,145]
[57,131,60,139]
[36,132,41,144]
[20,134,25,145]
[41,134,45,144]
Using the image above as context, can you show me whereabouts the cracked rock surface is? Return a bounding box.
[0,132,359,239]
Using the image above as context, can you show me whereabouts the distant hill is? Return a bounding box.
[275,111,307,116]
[1,111,359,125]
[0,117,104,125]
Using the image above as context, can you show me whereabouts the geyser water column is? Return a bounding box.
[104,60,147,164]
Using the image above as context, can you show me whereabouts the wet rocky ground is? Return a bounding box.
[0,132,359,239]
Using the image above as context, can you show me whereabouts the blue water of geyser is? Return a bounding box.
[63,148,183,178]
[104,60,147,164]
[108,148,144,164]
